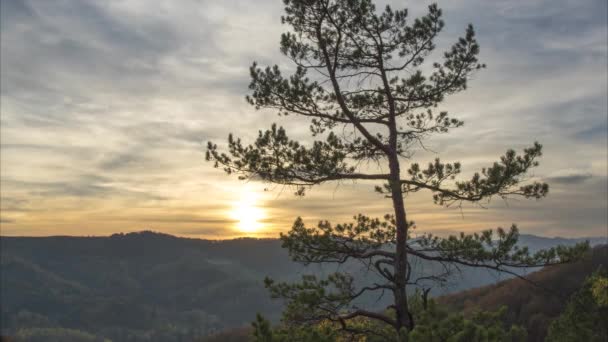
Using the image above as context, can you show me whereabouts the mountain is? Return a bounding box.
[517,234,605,252]
[1,232,289,341]
[1,231,604,341]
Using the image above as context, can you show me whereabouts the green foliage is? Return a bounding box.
[206,124,357,192]
[252,314,274,342]
[591,275,608,307]
[435,246,608,342]
[414,225,589,269]
[252,314,337,342]
[395,292,528,342]
[408,305,526,342]
[266,216,588,332]
[251,294,528,342]
[399,142,549,206]
[545,272,608,342]
[280,215,398,264]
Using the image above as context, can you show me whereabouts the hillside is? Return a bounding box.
[1,232,604,341]
[204,245,608,342]
[1,232,289,341]
[438,245,608,341]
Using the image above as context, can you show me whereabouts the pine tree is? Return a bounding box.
[207,0,588,339]
[546,272,608,342]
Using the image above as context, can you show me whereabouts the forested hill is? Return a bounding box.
[1,232,291,340]
[438,244,608,341]
[204,244,608,342]
[1,231,605,341]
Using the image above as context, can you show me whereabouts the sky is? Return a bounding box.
[1,0,607,239]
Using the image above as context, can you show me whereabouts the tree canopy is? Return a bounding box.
[546,272,608,342]
[207,0,589,339]
[252,294,528,342]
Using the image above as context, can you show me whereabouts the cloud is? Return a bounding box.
[0,0,606,238]
[573,122,608,142]
[136,216,235,225]
[2,176,168,201]
[548,174,593,185]
[546,170,593,184]
[0,197,31,212]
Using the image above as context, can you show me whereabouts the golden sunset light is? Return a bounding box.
[231,188,265,233]
[0,1,605,240]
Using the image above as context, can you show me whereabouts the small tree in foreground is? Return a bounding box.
[252,294,528,342]
[546,272,608,342]
[207,0,588,339]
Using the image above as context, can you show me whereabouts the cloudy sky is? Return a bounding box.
[1,0,606,239]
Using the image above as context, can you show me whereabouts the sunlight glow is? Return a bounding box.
[231,189,265,233]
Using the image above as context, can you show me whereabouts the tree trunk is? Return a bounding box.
[388,153,412,337]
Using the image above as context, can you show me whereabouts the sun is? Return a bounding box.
[231,189,265,233]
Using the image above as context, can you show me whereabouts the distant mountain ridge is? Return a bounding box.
[517,233,605,250]
[1,231,605,341]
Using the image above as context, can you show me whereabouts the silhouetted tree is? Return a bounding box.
[207,0,588,339]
